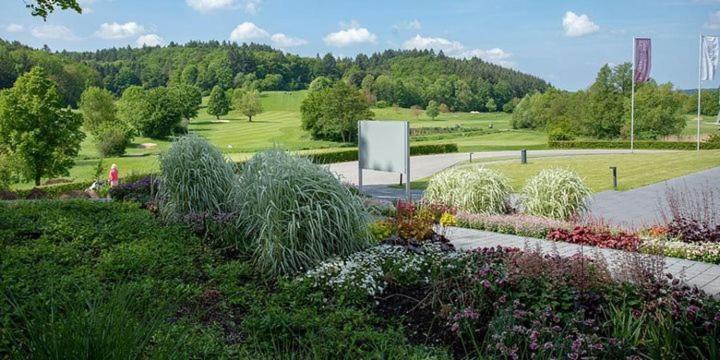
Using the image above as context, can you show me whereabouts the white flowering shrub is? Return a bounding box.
[640,238,720,264]
[303,244,467,304]
[424,167,511,214]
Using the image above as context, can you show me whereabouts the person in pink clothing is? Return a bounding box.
[109,164,119,187]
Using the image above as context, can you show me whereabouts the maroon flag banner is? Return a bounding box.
[634,38,651,84]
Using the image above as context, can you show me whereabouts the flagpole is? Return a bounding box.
[631,37,636,153]
[697,34,703,151]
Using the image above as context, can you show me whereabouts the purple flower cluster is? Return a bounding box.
[457,213,572,238]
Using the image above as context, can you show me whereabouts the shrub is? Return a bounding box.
[547,226,641,251]
[95,127,131,157]
[424,167,511,214]
[549,139,720,150]
[109,175,158,206]
[304,143,458,164]
[456,213,572,238]
[157,135,240,224]
[235,150,370,277]
[521,168,591,220]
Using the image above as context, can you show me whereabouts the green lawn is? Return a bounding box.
[407,150,720,192]
[25,91,720,189]
[18,91,545,188]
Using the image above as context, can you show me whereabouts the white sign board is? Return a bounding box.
[357,120,410,200]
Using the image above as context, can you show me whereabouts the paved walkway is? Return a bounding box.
[329,149,661,187]
[587,166,720,229]
[449,227,720,296]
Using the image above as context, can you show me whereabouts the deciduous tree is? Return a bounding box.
[0,67,84,185]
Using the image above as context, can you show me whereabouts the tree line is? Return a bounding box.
[511,63,691,140]
[0,39,549,111]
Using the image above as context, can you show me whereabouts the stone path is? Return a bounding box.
[449,227,720,296]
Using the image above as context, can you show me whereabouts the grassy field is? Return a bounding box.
[406,150,720,192]
[17,91,720,188]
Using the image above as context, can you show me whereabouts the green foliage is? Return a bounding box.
[485,98,497,112]
[425,167,512,214]
[548,139,720,150]
[79,86,118,136]
[521,168,592,220]
[513,63,687,140]
[309,76,333,92]
[118,86,183,139]
[206,85,230,119]
[305,143,459,164]
[426,100,440,120]
[630,83,686,139]
[25,0,82,19]
[157,135,239,223]
[300,81,374,142]
[95,126,130,157]
[236,150,370,277]
[232,89,263,122]
[169,84,202,120]
[11,286,162,360]
[0,67,84,185]
[502,97,520,113]
[0,200,208,356]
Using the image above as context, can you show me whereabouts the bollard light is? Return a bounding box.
[609,166,618,189]
[469,152,474,163]
[520,149,527,164]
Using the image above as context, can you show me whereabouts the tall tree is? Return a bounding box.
[207,85,230,120]
[169,84,202,120]
[233,89,263,122]
[79,86,117,136]
[300,81,373,142]
[0,67,84,185]
[426,100,440,120]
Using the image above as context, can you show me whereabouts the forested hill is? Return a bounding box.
[0,39,550,111]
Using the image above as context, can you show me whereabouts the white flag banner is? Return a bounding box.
[702,36,720,81]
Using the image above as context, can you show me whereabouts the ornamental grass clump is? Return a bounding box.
[521,168,592,220]
[424,166,511,214]
[157,134,240,223]
[236,149,370,277]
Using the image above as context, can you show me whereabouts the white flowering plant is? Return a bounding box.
[302,244,467,306]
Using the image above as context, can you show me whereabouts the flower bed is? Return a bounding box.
[547,226,641,252]
[304,242,720,358]
[456,213,720,264]
[456,212,571,238]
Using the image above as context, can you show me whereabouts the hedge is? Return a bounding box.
[549,140,720,150]
[305,143,459,164]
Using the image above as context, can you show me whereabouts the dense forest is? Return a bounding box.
[0,39,550,110]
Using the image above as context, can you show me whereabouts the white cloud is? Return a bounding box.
[393,19,421,31]
[229,22,269,41]
[186,0,261,13]
[706,11,720,29]
[136,34,164,47]
[95,22,145,39]
[403,34,464,53]
[31,25,78,40]
[562,11,599,37]
[5,24,24,33]
[270,33,307,47]
[229,22,306,48]
[324,22,377,47]
[402,34,513,67]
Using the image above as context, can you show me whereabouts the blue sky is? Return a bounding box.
[1,0,719,90]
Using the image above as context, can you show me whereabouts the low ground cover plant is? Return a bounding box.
[547,226,641,251]
[425,166,511,214]
[304,241,720,358]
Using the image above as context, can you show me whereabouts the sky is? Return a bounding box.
[1,0,720,91]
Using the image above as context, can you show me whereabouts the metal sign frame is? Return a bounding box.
[357,120,410,201]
